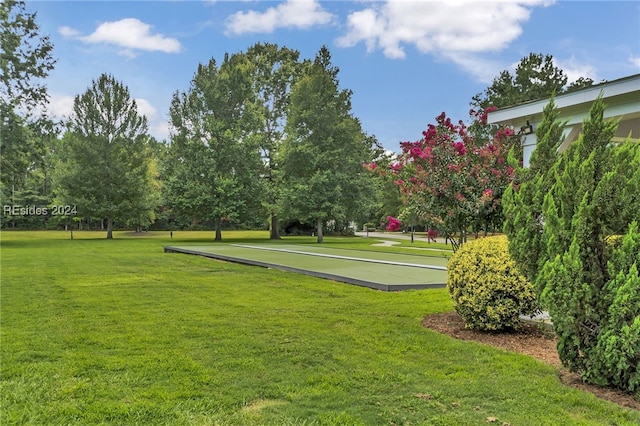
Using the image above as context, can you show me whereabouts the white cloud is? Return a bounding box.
[441,52,505,83]
[336,0,553,60]
[65,18,182,55]
[150,120,170,142]
[225,0,334,35]
[58,26,80,37]
[554,57,598,85]
[134,98,157,121]
[46,93,76,121]
[630,55,640,69]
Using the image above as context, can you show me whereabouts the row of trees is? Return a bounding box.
[1,1,598,244]
[163,45,377,242]
[2,2,381,240]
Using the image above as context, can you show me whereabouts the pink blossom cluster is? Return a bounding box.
[378,108,521,239]
[386,216,402,232]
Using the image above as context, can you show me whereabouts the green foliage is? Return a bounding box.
[447,235,539,331]
[591,223,640,395]
[279,46,377,243]
[506,94,640,393]
[164,52,265,240]
[0,0,56,193]
[244,42,302,239]
[55,73,158,238]
[471,53,577,109]
[0,0,55,110]
[503,96,565,287]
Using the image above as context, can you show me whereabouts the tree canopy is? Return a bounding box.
[385,110,520,251]
[471,53,593,110]
[244,42,302,239]
[55,73,157,238]
[163,53,264,240]
[279,46,377,243]
[1,0,56,194]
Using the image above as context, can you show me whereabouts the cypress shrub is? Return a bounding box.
[504,95,640,394]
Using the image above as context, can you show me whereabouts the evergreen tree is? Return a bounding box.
[503,96,565,285]
[471,53,592,109]
[505,95,640,393]
[55,74,157,239]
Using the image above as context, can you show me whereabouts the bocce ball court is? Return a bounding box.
[164,243,448,291]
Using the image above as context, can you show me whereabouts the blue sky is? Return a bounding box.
[30,0,640,152]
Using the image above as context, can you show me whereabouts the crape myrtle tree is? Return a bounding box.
[279,46,377,243]
[244,43,302,239]
[383,110,520,251]
[504,96,640,394]
[55,73,158,239]
[164,52,264,240]
[1,0,56,226]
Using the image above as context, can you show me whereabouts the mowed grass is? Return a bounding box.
[1,231,638,425]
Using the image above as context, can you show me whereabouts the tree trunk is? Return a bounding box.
[270,215,281,240]
[316,218,324,243]
[214,218,222,241]
[106,217,113,239]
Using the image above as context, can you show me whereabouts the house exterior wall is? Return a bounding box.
[486,74,640,167]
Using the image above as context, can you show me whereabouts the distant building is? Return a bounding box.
[487,74,640,167]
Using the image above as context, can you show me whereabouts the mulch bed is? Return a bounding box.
[422,311,639,411]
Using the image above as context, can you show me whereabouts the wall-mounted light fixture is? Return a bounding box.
[520,120,534,135]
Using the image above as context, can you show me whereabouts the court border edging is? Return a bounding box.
[164,246,446,292]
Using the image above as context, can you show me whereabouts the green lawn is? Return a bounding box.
[1,230,638,425]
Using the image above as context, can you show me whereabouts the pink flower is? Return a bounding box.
[506,166,515,176]
[363,162,377,171]
[386,216,402,232]
[390,162,403,172]
[453,142,467,156]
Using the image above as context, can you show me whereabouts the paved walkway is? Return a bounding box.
[355,231,449,245]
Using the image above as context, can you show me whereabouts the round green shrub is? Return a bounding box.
[447,235,539,331]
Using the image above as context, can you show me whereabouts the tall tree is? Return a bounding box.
[279,46,376,243]
[471,53,592,109]
[1,0,56,205]
[55,73,157,239]
[164,52,263,241]
[244,43,301,239]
